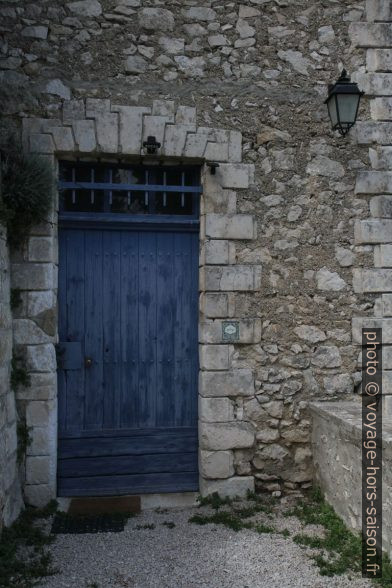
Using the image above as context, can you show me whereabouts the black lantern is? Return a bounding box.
[325,69,364,136]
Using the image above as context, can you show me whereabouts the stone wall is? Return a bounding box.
[310,401,392,558]
[0,223,23,528]
[0,0,377,502]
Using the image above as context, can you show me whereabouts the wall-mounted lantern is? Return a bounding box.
[325,69,364,136]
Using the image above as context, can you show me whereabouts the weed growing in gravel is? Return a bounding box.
[154,507,169,514]
[197,492,233,510]
[290,488,362,577]
[162,521,176,529]
[0,500,58,588]
[190,491,277,534]
[135,523,155,530]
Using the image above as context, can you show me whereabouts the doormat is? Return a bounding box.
[51,513,128,534]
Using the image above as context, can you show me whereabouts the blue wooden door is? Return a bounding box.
[57,227,199,496]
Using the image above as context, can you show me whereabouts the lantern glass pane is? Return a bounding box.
[327,95,338,127]
[336,93,360,124]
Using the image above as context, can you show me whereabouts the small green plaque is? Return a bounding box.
[222,321,239,342]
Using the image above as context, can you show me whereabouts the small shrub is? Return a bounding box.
[0,144,54,248]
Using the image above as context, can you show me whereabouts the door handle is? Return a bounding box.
[84,357,93,368]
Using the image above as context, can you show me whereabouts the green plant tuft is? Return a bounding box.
[16,419,32,465]
[0,145,54,248]
[162,521,176,529]
[197,492,233,510]
[10,355,30,393]
[0,501,58,588]
[10,289,22,311]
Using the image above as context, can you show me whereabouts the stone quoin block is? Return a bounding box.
[352,317,392,343]
[50,127,75,152]
[11,263,55,290]
[369,148,392,171]
[218,163,254,189]
[95,113,119,153]
[152,100,175,120]
[63,99,85,123]
[28,237,55,262]
[366,0,392,22]
[370,98,392,120]
[183,131,209,158]
[355,219,392,244]
[199,345,231,370]
[355,171,392,194]
[204,240,235,265]
[200,319,261,344]
[175,106,197,126]
[203,265,262,291]
[29,134,54,154]
[142,115,171,149]
[199,396,235,422]
[228,131,242,163]
[199,369,254,397]
[26,401,54,428]
[205,214,256,239]
[349,23,392,47]
[26,427,51,457]
[24,484,53,508]
[203,128,230,162]
[86,99,111,117]
[353,268,392,293]
[199,421,255,450]
[25,344,56,372]
[355,73,392,96]
[72,120,96,152]
[112,106,151,154]
[13,319,52,345]
[163,123,195,157]
[199,450,234,479]
[367,50,392,72]
[16,373,57,402]
[383,294,392,316]
[199,476,255,498]
[25,456,50,485]
[375,245,392,267]
[355,122,392,145]
[201,293,231,318]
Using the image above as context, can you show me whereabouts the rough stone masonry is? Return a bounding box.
[1,0,390,521]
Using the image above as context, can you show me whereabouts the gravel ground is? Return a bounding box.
[39,498,373,588]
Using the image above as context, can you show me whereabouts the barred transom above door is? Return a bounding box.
[59,161,201,218]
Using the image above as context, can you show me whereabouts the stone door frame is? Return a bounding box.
[18,98,260,506]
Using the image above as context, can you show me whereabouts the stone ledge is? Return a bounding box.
[309,400,392,446]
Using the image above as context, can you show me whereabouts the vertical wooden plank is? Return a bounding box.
[156,232,175,427]
[190,232,200,426]
[57,229,68,434]
[102,231,122,429]
[84,231,104,429]
[120,231,140,428]
[175,233,192,427]
[138,232,157,427]
[65,229,85,432]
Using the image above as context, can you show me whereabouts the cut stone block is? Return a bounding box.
[200,369,254,397]
[206,214,256,240]
[199,476,254,498]
[200,450,234,479]
[199,396,235,422]
[200,421,255,450]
